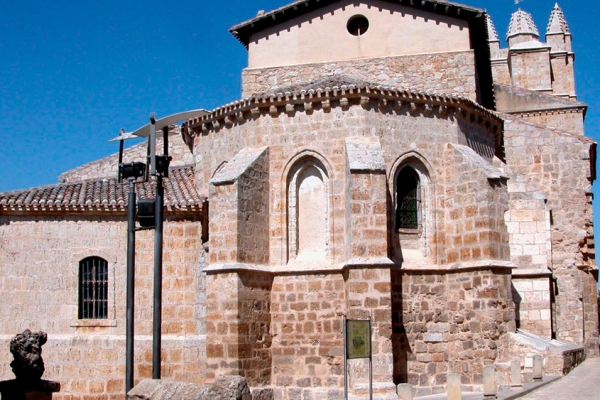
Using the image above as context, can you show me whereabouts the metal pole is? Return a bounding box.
[369,316,373,400]
[152,174,164,379]
[343,316,348,400]
[125,179,136,394]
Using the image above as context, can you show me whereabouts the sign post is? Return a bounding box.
[343,316,372,400]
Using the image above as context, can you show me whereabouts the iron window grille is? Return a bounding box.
[78,256,108,319]
[396,167,419,230]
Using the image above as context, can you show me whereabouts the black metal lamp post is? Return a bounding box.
[115,131,147,395]
[110,109,206,397]
[112,115,171,394]
[148,114,172,380]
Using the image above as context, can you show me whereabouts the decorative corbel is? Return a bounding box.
[360,96,370,109]
[269,105,278,117]
[286,103,295,116]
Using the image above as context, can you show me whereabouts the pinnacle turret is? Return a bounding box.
[507,9,539,40]
[486,14,499,42]
[546,3,570,35]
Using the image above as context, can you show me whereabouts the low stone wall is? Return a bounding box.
[508,330,585,377]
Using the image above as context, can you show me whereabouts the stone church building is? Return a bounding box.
[0,1,597,399]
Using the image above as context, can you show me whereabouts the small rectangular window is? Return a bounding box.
[79,257,108,319]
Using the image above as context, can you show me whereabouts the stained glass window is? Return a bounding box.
[396,168,419,230]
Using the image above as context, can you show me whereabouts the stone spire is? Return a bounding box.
[546,3,570,35]
[545,2,574,96]
[486,14,499,43]
[507,9,539,40]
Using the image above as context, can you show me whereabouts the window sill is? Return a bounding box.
[396,228,420,235]
[71,319,117,328]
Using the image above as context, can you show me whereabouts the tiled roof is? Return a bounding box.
[507,9,539,39]
[0,165,205,213]
[546,3,570,35]
[230,0,486,48]
[184,80,505,159]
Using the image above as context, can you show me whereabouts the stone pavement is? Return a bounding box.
[514,357,600,400]
[414,357,600,400]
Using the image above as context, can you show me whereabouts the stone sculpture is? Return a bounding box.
[10,329,47,381]
[0,329,59,399]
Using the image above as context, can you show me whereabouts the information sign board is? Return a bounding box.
[345,319,371,359]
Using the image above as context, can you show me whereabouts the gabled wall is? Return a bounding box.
[247,0,470,69]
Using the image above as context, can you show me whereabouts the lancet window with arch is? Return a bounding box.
[287,156,331,263]
[391,156,433,261]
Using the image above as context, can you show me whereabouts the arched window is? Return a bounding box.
[287,157,330,263]
[395,167,419,230]
[78,256,108,319]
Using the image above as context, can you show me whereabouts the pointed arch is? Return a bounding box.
[390,152,436,261]
[285,153,332,264]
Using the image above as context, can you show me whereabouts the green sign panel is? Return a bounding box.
[346,319,371,359]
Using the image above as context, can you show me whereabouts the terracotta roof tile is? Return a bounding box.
[0,165,205,213]
[184,81,505,157]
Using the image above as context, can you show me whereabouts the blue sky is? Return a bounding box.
[1,0,598,225]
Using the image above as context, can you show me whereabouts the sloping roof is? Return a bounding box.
[230,0,485,48]
[494,83,587,117]
[0,165,205,213]
[184,80,505,159]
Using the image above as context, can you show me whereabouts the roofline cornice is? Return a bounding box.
[0,208,203,216]
[0,203,204,214]
[183,84,505,159]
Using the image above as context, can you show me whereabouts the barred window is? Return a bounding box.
[396,167,419,230]
[78,257,108,319]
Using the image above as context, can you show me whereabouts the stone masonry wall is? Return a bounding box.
[241,52,477,101]
[59,132,194,184]
[208,184,238,264]
[348,172,388,260]
[193,102,499,269]
[549,54,575,97]
[504,195,550,268]
[441,144,510,265]
[204,270,272,386]
[502,116,598,353]
[346,267,395,396]
[0,214,205,399]
[509,50,552,92]
[237,150,270,265]
[395,267,514,397]
[512,276,552,337]
[269,274,346,400]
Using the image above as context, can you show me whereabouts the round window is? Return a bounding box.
[347,15,369,36]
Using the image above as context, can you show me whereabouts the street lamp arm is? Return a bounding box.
[108,108,209,142]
